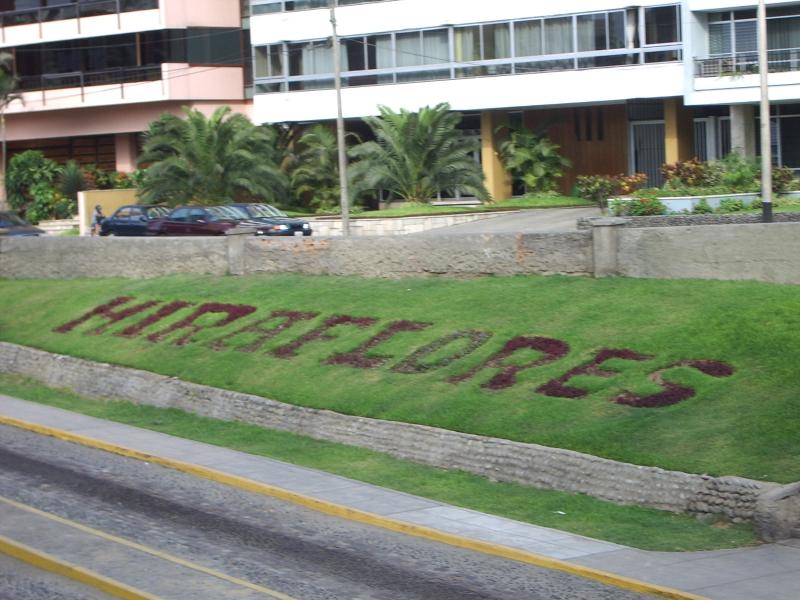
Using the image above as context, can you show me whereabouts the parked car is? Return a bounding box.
[146,206,253,236]
[229,203,312,236]
[0,211,44,236]
[100,205,170,236]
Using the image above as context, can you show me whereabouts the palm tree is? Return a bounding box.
[0,52,22,210]
[349,103,488,204]
[291,125,343,212]
[137,106,288,206]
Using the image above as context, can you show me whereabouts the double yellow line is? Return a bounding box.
[0,413,707,600]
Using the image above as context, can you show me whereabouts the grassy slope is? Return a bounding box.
[0,274,798,482]
[0,374,757,551]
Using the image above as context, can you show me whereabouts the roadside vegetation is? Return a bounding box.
[0,273,798,483]
[0,373,758,552]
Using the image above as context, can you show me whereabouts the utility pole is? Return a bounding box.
[330,0,350,237]
[758,0,773,222]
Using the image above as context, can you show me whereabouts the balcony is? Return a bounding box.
[695,48,800,78]
[7,62,245,113]
[0,0,157,27]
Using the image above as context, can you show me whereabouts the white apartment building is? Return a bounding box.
[250,0,800,197]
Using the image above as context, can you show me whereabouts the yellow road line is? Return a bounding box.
[0,413,708,600]
[0,494,296,600]
[0,533,161,600]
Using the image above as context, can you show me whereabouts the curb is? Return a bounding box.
[0,413,708,600]
[0,533,160,600]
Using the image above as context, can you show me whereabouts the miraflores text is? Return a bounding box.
[54,296,735,408]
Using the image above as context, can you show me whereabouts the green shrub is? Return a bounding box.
[6,151,63,221]
[718,153,759,191]
[499,129,571,194]
[575,175,616,208]
[771,166,795,193]
[609,196,666,216]
[692,199,713,214]
[716,198,745,213]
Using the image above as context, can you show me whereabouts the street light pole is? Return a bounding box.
[330,0,351,237]
[758,0,773,222]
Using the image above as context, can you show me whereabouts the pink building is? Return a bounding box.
[2,0,251,173]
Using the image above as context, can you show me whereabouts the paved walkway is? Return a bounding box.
[414,207,601,235]
[1,394,798,600]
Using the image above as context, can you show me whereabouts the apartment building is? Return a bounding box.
[1,0,250,173]
[250,0,800,197]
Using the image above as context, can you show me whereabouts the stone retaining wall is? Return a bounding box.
[0,342,779,528]
[578,212,800,229]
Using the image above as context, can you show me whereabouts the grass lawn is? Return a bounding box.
[0,373,757,551]
[0,273,798,483]
[308,194,595,219]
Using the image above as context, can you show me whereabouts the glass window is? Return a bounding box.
[608,11,625,49]
[396,31,421,67]
[422,29,448,64]
[645,6,680,45]
[769,16,800,51]
[255,44,283,78]
[484,23,511,60]
[709,22,732,55]
[514,19,542,57]
[735,20,757,54]
[544,17,573,55]
[454,26,480,62]
[577,13,606,52]
[169,208,190,222]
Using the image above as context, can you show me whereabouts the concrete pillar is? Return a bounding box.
[664,98,695,164]
[589,217,629,277]
[480,111,513,202]
[114,133,138,173]
[730,105,756,158]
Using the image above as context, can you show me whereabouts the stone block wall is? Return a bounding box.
[0,342,781,528]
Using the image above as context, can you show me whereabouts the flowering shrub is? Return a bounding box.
[662,158,716,189]
[575,173,648,208]
[117,301,194,338]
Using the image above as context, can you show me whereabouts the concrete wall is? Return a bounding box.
[0,232,593,280]
[0,342,780,527]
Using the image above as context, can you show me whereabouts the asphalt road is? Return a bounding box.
[416,207,601,235]
[0,424,650,599]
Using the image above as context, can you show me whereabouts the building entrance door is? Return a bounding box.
[630,121,665,188]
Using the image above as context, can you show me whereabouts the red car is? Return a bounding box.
[146,206,248,236]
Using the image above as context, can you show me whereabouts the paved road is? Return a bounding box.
[416,207,601,235]
[0,553,113,600]
[0,424,648,600]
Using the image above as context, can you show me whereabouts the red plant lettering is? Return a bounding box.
[53,297,159,334]
[117,301,194,338]
[326,320,430,368]
[271,315,378,359]
[207,310,320,352]
[613,359,735,408]
[450,336,569,390]
[537,348,653,398]
[146,303,257,346]
[393,330,493,374]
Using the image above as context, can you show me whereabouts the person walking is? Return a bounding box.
[90,205,104,236]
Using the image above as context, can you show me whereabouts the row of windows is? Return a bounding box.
[14,28,243,90]
[253,5,682,92]
[251,0,388,15]
[0,0,157,27]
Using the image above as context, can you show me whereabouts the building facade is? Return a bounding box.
[1,0,250,174]
[4,0,800,201]
[250,0,800,197]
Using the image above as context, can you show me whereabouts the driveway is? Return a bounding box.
[415,207,601,235]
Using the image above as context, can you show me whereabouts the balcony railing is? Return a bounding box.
[18,64,161,93]
[695,48,800,78]
[0,0,157,28]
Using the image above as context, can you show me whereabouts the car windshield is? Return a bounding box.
[0,212,29,226]
[248,204,288,218]
[224,206,251,219]
[146,206,170,218]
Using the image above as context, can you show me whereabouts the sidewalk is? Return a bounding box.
[1,394,798,600]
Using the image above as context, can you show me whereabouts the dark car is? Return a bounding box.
[146,206,249,236]
[0,211,44,236]
[229,203,312,236]
[100,205,170,236]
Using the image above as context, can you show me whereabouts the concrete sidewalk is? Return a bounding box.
[1,394,798,600]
